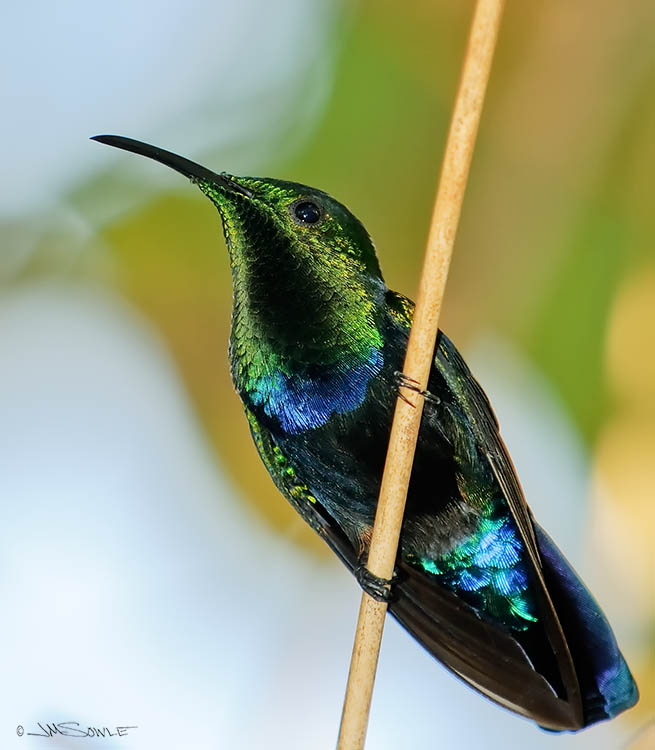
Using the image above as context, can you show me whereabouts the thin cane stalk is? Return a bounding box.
[337,2,506,747]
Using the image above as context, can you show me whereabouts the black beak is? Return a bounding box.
[91,135,252,197]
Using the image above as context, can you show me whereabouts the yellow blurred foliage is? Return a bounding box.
[607,267,655,407]
[591,266,655,723]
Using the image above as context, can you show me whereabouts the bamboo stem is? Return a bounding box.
[337,2,506,748]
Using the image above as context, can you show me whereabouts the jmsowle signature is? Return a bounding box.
[17,722,137,739]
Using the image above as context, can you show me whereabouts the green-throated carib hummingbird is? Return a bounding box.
[92,135,638,731]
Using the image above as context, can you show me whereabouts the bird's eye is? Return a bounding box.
[292,200,322,225]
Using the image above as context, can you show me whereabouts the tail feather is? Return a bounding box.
[533,524,639,725]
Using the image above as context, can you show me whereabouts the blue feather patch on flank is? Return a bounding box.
[457,568,492,592]
[472,521,522,568]
[420,516,538,629]
[534,524,639,724]
[250,348,383,433]
[492,567,528,596]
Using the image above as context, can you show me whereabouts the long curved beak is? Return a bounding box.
[91,135,252,197]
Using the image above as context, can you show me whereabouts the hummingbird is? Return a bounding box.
[92,135,638,731]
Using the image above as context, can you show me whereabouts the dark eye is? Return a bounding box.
[293,200,322,225]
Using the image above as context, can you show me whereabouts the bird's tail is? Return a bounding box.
[388,528,638,731]
[532,524,639,725]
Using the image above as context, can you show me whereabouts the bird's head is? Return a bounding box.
[92,136,387,381]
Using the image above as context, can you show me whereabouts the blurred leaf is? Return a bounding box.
[520,78,654,442]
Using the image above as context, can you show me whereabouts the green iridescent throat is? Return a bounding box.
[200,178,386,431]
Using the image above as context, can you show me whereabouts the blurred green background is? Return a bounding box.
[2,0,653,746]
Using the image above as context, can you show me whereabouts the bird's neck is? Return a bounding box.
[228,267,387,434]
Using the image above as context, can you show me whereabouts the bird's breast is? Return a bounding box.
[237,348,385,435]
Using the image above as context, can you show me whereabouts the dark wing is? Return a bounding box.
[391,560,582,729]
[390,333,637,726]
[413,331,584,728]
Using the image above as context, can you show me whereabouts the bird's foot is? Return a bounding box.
[393,371,441,407]
[354,560,398,603]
